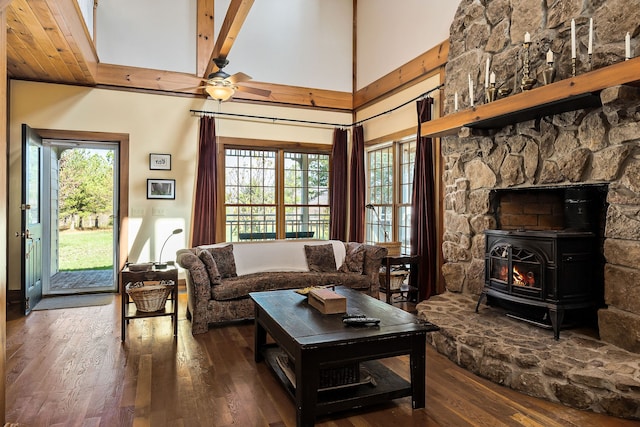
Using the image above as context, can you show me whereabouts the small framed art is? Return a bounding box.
[147,179,175,200]
[149,153,171,170]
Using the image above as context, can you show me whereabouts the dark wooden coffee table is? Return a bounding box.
[249,286,439,427]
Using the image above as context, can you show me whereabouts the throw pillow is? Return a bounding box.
[206,245,237,278]
[198,249,222,284]
[304,244,337,272]
[339,243,365,274]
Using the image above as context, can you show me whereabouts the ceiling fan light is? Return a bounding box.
[206,85,235,101]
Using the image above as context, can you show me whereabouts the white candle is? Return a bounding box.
[489,72,496,85]
[468,74,474,107]
[485,58,490,88]
[588,18,593,55]
[571,19,576,59]
[524,32,530,43]
[626,32,631,59]
[454,92,459,111]
[546,49,554,63]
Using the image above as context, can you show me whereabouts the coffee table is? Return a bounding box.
[249,286,439,427]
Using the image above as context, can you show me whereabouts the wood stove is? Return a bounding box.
[477,229,599,339]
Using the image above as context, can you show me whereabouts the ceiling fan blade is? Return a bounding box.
[235,85,272,98]
[227,72,252,84]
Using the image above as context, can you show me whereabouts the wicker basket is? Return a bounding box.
[126,281,173,312]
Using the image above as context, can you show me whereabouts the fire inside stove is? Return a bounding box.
[489,245,541,290]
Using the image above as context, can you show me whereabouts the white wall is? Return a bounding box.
[356,0,459,89]
[96,0,198,73]
[95,0,353,91]
[8,81,351,288]
[77,0,94,40]
[215,0,353,91]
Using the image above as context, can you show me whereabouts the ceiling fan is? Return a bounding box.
[185,57,271,101]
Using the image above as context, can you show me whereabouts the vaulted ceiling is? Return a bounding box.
[5,0,448,111]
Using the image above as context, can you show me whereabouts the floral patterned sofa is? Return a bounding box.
[176,239,387,334]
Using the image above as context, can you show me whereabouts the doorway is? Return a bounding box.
[43,140,119,295]
[14,127,130,314]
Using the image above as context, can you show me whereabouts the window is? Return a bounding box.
[225,148,330,241]
[366,137,416,254]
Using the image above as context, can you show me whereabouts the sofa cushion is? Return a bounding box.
[206,245,237,278]
[211,271,371,301]
[339,243,365,274]
[304,244,337,272]
[198,249,222,284]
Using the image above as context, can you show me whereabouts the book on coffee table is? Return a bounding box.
[308,288,347,314]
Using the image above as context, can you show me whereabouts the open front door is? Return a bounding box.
[21,124,44,314]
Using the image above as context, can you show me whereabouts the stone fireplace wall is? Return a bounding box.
[440,0,640,352]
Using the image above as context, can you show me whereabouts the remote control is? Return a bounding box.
[343,317,381,326]
[342,313,367,319]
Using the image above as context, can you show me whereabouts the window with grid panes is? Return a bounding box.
[224,148,330,241]
[366,137,416,255]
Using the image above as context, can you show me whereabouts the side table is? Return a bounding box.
[120,264,178,341]
[379,255,420,304]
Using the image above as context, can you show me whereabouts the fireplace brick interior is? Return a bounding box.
[494,190,564,230]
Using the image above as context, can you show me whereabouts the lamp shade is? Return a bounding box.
[205,84,235,101]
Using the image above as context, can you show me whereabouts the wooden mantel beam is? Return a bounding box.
[204,0,254,78]
[421,56,640,138]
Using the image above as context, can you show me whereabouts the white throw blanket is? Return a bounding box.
[198,239,347,276]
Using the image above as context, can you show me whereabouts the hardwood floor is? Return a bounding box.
[5,292,636,427]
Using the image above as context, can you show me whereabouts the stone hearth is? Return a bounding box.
[416,293,640,420]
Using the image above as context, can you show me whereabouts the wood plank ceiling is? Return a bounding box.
[5,0,446,111]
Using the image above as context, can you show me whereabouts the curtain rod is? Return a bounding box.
[189,83,443,129]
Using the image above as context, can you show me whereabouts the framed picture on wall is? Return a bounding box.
[149,153,171,170]
[147,179,175,200]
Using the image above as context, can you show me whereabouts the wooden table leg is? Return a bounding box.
[254,312,267,363]
[295,349,319,427]
[410,333,426,409]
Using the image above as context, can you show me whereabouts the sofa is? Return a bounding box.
[176,239,388,334]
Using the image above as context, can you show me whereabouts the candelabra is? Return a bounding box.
[571,57,577,77]
[521,41,537,90]
[485,83,497,103]
[588,53,593,71]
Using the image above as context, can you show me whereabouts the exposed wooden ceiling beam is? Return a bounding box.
[203,0,254,78]
[96,63,205,93]
[196,0,215,77]
[95,63,352,111]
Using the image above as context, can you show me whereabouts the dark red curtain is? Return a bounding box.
[330,128,348,241]
[348,125,365,242]
[191,116,218,247]
[411,97,437,301]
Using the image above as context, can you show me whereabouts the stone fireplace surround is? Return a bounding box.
[416,0,640,420]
